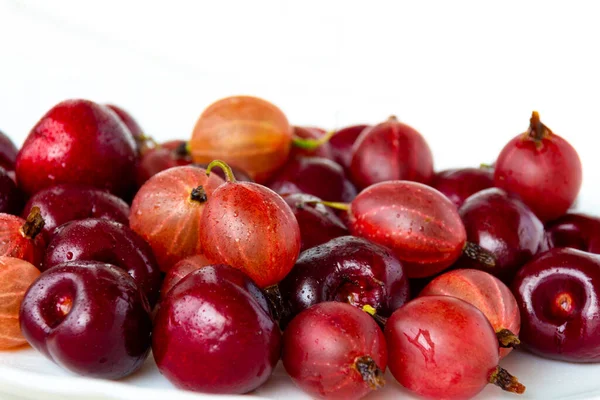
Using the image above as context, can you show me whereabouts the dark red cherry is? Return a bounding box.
[282,193,348,251]
[153,264,281,394]
[494,112,582,221]
[545,212,600,254]
[160,255,212,300]
[456,188,545,282]
[22,184,129,242]
[135,140,193,187]
[19,261,152,379]
[278,235,409,327]
[431,166,494,209]
[16,99,137,197]
[0,130,18,171]
[350,117,433,189]
[282,302,387,400]
[105,104,145,151]
[43,218,161,306]
[290,126,334,160]
[328,124,369,171]
[512,248,600,362]
[267,156,357,203]
[0,167,23,215]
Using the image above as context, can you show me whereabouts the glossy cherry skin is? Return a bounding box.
[456,188,545,282]
[135,140,193,187]
[19,261,152,379]
[22,184,129,242]
[431,167,494,209]
[291,126,334,160]
[279,236,409,326]
[329,124,369,171]
[105,104,145,150]
[494,113,582,222]
[545,212,600,254]
[350,117,433,189]
[268,156,357,203]
[160,254,212,300]
[420,269,520,358]
[512,248,600,362]
[16,99,137,197]
[282,302,387,400]
[347,181,466,278]
[0,213,45,268]
[199,179,301,288]
[0,167,23,215]
[43,218,161,306]
[130,166,225,272]
[153,265,281,394]
[0,130,18,171]
[282,193,348,251]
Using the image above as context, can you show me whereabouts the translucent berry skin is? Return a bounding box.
[494,122,582,222]
[15,99,137,197]
[22,184,130,241]
[135,140,193,187]
[350,118,433,189]
[385,296,500,399]
[19,261,152,379]
[0,214,45,268]
[291,126,334,160]
[545,212,600,254]
[153,265,281,394]
[456,188,545,282]
[268,157,357,203]
[43,218,162,306]
[199,181,301,288]
[282,193,348,252]
[420,269,520,358]
[0,130,18,171]
[431,167,494,209]
[189,96,292,183]
[282,302,387,400]
[130,166,224,272]
[0,257,40,350]
[512,248,600,362]
[0,167,23,215]
[347,181,466,278]
[279,236,409,326]
[329,125,369,171]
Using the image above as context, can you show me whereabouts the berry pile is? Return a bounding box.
[0,96,594,399]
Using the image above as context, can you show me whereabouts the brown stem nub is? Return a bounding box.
[354,356,385,390]
[20,206,45,240]
[463,242,496,267]
[174,141,190,158]
[489,366,526,394]
[496,329,521,348]
[292,130,336,150]
[263,284,287,323]
[190,186,208,203]
[205,160,237,183]
[528,111,552,142]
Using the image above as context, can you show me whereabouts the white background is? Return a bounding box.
[0,0,599,208]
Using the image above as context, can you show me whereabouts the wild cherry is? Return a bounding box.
[494,111,582,221]
[130,165,224,271]
[22,184,130,241]
[43,218,162,306]
[0,207,46,268]
[160,254,212,300]
[282,302,387,400]
[328,124,369,171]
[278,235,409,327]
[456,188,545,282]
[153,264,280,394]
[105,104,145,152]
[385,296,525,399]
[0,167,23,215]
[420,268,521,358]
[0,130,18,171]
[431,166,494,208]
[16,99,137,197]
[199,160,301,288]
[512,248,600,362]
[545,212,600,254]
[135,140,193,187]
[350,116,433,189]
[317,181,495,278]
[20,261,152,379]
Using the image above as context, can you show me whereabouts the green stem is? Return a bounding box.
[302,199,350,211]
[205,160,237,183]
[292,130,336,150]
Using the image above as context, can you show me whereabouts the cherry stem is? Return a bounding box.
[205,159,237,183]
[496,329,521,348]
[292,130,336,150]
[190,186,208,203]
[528,111,552,141]
[19,206,45,240]
[489,366,526,394]
[479,163,494,170]
[354,356,385,390]
[301,199,350,211]
[263,285,287,324]
[174,142,190,157]
[362,305,388,328]
[463,242,496,267]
